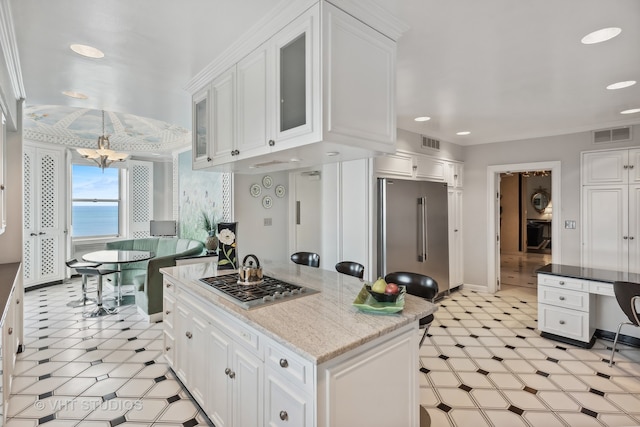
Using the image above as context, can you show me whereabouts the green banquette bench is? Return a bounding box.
[106,238,204,319]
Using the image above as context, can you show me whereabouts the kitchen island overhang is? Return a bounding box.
[160,261,437,427]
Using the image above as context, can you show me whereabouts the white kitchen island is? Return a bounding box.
[160,261,437,427]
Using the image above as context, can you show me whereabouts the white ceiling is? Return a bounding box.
[10,0,640,148]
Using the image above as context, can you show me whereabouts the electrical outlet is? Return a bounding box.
[564,220,576,229]
[264,218,272,226]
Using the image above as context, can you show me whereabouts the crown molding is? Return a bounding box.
[0,0,25,100]
[184,0,407,94]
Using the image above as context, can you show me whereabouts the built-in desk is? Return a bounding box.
[536,263,640,348]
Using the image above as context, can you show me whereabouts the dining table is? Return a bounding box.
[82,250,155,307]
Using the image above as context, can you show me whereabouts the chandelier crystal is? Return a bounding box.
[76,110,129,171]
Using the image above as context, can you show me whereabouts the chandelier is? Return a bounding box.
[76,110,129,171]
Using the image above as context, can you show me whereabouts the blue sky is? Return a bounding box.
[72,165,119,200]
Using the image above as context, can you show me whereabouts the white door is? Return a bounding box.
[232,345,263,427]
[629,184,640,274]
[128,160,153,238]
[23,144,64,287]
[208,325,233,427]
[293,172,322,256]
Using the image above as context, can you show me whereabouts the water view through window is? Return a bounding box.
[72,165,120,237]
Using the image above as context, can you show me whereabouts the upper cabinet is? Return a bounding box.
[191,1,402,172]
[582,148,640,185]
[373,149,464,188]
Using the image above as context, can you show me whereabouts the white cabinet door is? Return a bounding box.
[446,162,464,188]
[582,185,628,272]
[208,324,233,427]
[232,345,263,427]
[448,189,463,288]
[630,184,640,274]
[582,150,628,185]
[23,144,64,287]
[415,155,446,182]
[237,44,273,158]
[211,66,237,164]
[174,304,190,384]
[265,369,311,427]
[630,148,640,184]
[192,86,211,169]
[374,153,413,177]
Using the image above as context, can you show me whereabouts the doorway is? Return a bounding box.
[290,170,322,256]
[487,161,561,294]
[499,171,552,289]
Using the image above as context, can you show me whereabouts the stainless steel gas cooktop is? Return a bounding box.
[199,274,319,309]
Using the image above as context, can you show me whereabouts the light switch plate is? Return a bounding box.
[564,220,576,229]
[264,218,272,226]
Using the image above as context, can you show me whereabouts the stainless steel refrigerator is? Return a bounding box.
[377,178,450,295]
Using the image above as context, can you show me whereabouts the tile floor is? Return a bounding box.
[8,279,211,426]
[420,285,640,427]
[500,252,551,289]
[10,278,640,427]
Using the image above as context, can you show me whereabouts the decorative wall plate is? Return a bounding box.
[250,183,261,197]
[275,184,286,198]
[262,195,273,209]
[262,175,273,189]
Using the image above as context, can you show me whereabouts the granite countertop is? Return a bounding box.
[537,263,640,284]
[161,261,437,364]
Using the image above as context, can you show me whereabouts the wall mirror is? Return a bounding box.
[531,188,550,213]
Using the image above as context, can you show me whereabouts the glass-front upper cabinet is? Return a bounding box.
[273,4,319,146]
[192,86,211,169]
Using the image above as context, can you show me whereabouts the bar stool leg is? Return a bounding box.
[67,273,97,307]
[84,275,117,317]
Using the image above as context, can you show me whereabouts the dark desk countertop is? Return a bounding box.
[537,263,640,284]
[0,262,21,325]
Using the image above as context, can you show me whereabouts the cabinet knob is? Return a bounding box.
[39,231,46,235]
[624,165,629,169]
[280,410,289,421]
[624,236,629,240]
[559,296,565,301]
[559,320,565,325]
[630,164,635,169]
[228,370,235,379]
[207,157,212,162]
[166,283,171,288]
[8,327,12,335]
[454,229,459,232]
[30,232,37,237]
[186,332,192,339]
[236,150,240,155]
[279,358,289,368]
[630,236,635,240]
[559,281,565,285]
[0,184,4,190]
[165,346,171,351]
[225,367,231,376]
[268,139,275,147]
[165,310,170,315]
[16,299,20,304]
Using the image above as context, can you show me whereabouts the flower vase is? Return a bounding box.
[205,234,218,253]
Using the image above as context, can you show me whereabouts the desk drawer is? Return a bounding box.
[589,281,615,296]
[538,285,590,311]
[538,303,591,343]
[538,274,587,291]
[265,340,314,395]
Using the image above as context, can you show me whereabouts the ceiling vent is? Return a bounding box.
[420,135,440,150]
[592,126,632,144]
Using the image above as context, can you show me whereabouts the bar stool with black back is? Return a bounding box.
[335,261,364,279]
[384,271,438,347]
[65,259,101,307]
[609,281,640,366]
[75,267,119,317]
[291,252,320,268]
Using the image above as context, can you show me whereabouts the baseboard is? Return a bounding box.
[25,280,64,292]
[595,329,640,348]
[137,306,163,323]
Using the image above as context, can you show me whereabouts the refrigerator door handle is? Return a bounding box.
[417,197,424,262]
[422,196,428,262]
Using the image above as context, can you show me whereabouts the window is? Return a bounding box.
[71,164,120,237]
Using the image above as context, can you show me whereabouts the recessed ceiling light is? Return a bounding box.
[70,44,105,59]
[326,151,339,156]
[607,80,636,90]
[62,90,88,99]
[289,158,301,162]
[414,116,431,122]
[581,27,622,45]
[621,108,640,115]
[456,131,471,136]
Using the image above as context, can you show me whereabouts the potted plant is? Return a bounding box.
[201,211,218,253]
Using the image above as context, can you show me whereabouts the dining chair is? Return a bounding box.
[335,261,364,279]
[384,271,438,347]
[609,281,640,366]
[75,267,119,317]
[291,252,320,268]
[65,258,101,307]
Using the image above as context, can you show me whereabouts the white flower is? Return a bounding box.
[218,228,236,245]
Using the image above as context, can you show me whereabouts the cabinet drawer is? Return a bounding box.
[589,281,615,296]
[538,274,587,291]
[265,368,312,427]
[538,285,590,311]
[163,294,176,329]
[209,309,262,357]
[163,331,175,367]
[163,278,176,295]
[538,303,591,343]
[265,340,314,395]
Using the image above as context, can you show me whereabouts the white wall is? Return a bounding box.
[234,171,289,264]
[463,126,640,287]
[0,109,23,263]
[152,159,173,220]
